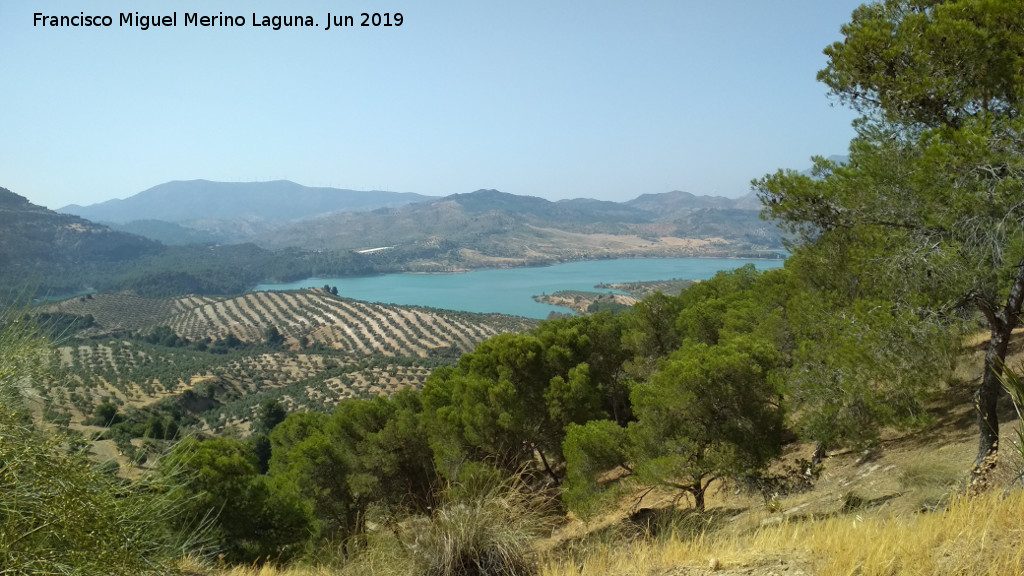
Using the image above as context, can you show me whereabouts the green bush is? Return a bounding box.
[160,436,316,563]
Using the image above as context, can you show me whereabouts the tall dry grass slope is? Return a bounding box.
[0,309,199,575]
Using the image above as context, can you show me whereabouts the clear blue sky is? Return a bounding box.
[1,1,865,209]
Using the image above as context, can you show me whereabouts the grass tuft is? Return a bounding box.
[400,478,556,576]
[898,453,963,510]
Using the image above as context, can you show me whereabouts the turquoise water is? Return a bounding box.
[255,258,785,319]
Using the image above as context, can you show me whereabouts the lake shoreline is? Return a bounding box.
[394,252,786,278]
[255,257,785,319]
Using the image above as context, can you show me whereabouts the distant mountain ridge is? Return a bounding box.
[59,180,762,229]
[56,180,772,248]
[446,188,763,223]
[1,181,783,299]
[625,190,757,212]
[58,180,435,223]
[448,189,653,224]
[257,188,782,256]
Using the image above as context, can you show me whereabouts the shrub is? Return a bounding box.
[160,436,316,564]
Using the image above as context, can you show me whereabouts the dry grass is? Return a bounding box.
[208,488,1024,576]
[180,557,328,576]
[537,488,1024,576]
[897,452,963,510]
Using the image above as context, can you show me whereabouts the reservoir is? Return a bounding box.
[255,257,784,319]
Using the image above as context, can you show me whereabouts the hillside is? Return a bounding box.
[26,267,1024,576]
[525,329,1024,576]
[38,289,533,428]
[56,182,784,259]
[155,328,1024,576]
[449,189,653,224]
[2,182,778,300]
[258,189,785,261]
[0,184,426,298]
[58,180,434,224]
[0,186,162,296]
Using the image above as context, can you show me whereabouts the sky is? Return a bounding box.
[1,1,866,210]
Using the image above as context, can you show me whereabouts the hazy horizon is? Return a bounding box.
[2,1,864,209]
[51,178,768,212]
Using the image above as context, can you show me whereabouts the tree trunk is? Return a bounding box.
[535,445,561,485]
[975,257,1024,469]
[976,327,1010,465]
[811,443,827,467]
[691,486,705,513]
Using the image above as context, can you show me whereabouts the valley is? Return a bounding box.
[6,1,1023,573]
[5,178,788,484]
[10,170,1013,576]
[2,183,786,302]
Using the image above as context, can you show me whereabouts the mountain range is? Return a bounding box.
[58,180,434,223]
[56,180,775,249]
[254,188,780,255]
[6,180,784,299]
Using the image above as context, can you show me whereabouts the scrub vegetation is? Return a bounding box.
[5,1,1024,574]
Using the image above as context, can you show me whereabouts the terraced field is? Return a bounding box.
[45,289,531,357]
[38,289,536,437]
[46,293,218,332]
[49,341,442,428]
[164,290,530,356]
